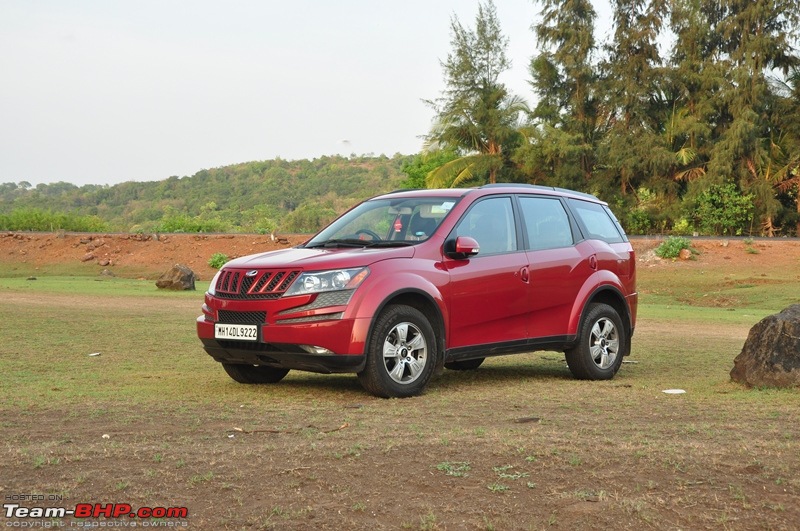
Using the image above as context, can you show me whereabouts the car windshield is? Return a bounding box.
[304,197,459,248]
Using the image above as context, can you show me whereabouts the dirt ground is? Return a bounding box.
[2,232,800,530]
[2,231,800,280]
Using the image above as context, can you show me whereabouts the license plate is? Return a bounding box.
[215,323,258,341]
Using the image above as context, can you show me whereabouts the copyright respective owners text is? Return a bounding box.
[3,494,189,527]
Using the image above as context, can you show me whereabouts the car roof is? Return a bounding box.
[373,184,603,204]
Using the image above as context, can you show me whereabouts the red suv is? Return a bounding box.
[197,185,637,397]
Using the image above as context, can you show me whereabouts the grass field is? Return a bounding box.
[1,250,799,530]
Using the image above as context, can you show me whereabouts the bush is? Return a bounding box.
[0,208,109,232]
[693,184,754,235]
[671,218,694,236]
[208,253,229,269]
[655,236,692,259]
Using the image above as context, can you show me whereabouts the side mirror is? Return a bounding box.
[445,236,480,259]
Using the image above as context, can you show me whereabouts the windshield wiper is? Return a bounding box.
[364,241,413,248]
[305,239,370,249]
[305,239,414,249]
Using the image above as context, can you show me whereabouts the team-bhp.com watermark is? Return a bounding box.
[3,495,189,528]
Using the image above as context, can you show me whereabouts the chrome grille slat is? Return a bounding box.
[215,269,301,300]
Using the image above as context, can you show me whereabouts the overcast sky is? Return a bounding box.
[0,1,612,187]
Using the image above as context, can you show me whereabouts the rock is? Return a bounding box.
[155,264,196,291]
[98,258,111,266]
[99,269,115,277]
[730,304,800,388]
[678,248,692,260]
[81,252,95,262]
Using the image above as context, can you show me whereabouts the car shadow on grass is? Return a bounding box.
[271,355,575,397]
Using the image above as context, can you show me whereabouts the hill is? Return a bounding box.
[0,154,412,234]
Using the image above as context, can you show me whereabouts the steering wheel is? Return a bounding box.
[355,229,381,241]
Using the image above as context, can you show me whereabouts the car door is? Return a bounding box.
[443,196,530,350]
[518,195,593,339]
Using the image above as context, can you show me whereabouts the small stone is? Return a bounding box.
[155,264,196,290]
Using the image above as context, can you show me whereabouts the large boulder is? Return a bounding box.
[730,304,800,388]
[155,264,196,291]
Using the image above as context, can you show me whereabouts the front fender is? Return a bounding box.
[346,269,449,355]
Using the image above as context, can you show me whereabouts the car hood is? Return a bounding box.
[223,245,415,271]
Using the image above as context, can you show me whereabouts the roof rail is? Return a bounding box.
[479,183,600,201]
[480,183,542,189]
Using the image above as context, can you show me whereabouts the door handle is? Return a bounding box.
[520,266,529,283]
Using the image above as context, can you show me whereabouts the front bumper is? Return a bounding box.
[199,338,365,374]
[196,314,369,374]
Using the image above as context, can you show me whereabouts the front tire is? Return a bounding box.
[222,363,290,384]
[357,305,437,398]
[565,303,626,380]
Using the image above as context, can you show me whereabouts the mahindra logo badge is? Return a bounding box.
[245,270,258,277]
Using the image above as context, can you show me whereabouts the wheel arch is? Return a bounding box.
[572,285,633,357]
[367,288,447,371]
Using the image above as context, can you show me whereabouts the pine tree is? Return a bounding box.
[707,0,800,233]
[524,0,600,190]
[600,0,672,197]
[425,1,527,187]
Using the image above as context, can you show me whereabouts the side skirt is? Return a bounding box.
[445,335,576,363]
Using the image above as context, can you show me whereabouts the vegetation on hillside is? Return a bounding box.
[0,155,409,234]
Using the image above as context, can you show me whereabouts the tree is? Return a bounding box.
[526,0,601,189]
[425,1,528,187]
[599,0,672,197]
[706,0,800,233]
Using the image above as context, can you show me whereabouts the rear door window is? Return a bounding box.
[519,196,574,250]
[568,199,625,243]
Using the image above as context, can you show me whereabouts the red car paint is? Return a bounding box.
[197,185,637,397]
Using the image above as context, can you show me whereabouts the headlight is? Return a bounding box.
[285,267,369,296]
[207,270,222,296]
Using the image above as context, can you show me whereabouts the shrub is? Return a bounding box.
[693,184,754,235]
[671,218,693,236]
[0,208,109,232]
[655,236,692,259]
[208,253,229,269]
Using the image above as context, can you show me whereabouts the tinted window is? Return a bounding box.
[455,197,517,255]
[519,196,574,250]
[569,199,624,243]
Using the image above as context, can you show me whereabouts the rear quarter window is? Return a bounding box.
[568,199,626,244]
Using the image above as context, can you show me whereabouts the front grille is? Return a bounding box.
[218,310,266,325]
[215,269,300,300]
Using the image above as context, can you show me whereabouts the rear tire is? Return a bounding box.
[357,304,437,398]
[565,303,626,380]
[444,358,485,371]
[222,363,290,384]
